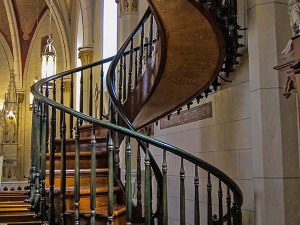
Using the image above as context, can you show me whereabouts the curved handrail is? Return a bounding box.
[31,75,243,208]
[31,0,243,223]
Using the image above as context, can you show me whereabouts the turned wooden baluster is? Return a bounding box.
[89,67,93,117]
[138,25,144,77]
[60,112,67,225]
[118,57,123,103]
[74,119,80,225]
[33,100,41,213]
[148,15,154,58]
[125,137,132,223]
[60,77,64,138]
[123,55,127,102]
[227,186,232,225]
[207,172,213,225]
[144,143,151,225]
[90,124,96,225]
[218,179,224,225]
[48,80,56,224]
[100,65,104,120]
[162,149,168,225]
[70,73,74,138]
[128,39,134,97]
[194,165,200,225]
[107,132,114,225]
[80,70,84,125]
[135,50,138,86]
[136,144,142,218]
[40,102,47,221]
[180,158,186,225]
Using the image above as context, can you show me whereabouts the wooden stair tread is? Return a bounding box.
[68,204,126,218]
[4,222,42,225]
[55,137,107,143]
[47,151,107,157]
[0,207,29,212]
[46,168,108,176]
[53,186,121,195]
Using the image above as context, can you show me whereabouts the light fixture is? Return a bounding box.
[41,36,56,79]
[41,0,56,79]
[6,110,15,120]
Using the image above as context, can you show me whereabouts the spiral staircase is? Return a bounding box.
[24,0,244,224]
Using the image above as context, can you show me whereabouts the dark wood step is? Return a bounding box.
[5,222,42,225]
[46,151,108,170]
[52,186,121,211]
[0,212,36,223]
[79,124,108,139]
[0,195,27,202]
[55,137,107,152]
[46,168,109,188]
[0,207,31,215]
[66,204,126,225]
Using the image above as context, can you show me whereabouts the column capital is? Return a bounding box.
[118,0,138,16]
[78,46,94,66]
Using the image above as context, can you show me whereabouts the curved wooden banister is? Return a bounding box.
[28,0,243,224]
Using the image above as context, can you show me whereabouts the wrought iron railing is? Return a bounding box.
[28,1,243,225]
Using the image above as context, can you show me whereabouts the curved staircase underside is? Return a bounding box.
[125,0,225,129]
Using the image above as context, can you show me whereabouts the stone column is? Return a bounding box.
[248,1,300,224]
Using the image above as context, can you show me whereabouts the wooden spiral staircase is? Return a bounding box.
[22,0,244,225]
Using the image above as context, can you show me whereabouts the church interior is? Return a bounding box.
[0,0,299,224]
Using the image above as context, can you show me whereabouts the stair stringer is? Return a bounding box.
[124,0,225,129]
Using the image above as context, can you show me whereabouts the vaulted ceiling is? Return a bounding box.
[0,0,74,75]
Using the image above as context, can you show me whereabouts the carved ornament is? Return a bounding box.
[118,0,139,16]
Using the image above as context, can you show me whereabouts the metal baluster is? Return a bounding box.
[180,158,185,225]
[207,172,213,225]
[218,180,223,225]
[148,15,154,58]
[123,55,127,102]
[89,67,93,117]
[60,112,66,225]
[162,150,168,225]
[90,124,96,225]
[48,80,56,224]
[144,143,151,225]
[40,102,47,222]
[107,132,114,225]
[134,51,138,86]
[138,25,144,77]
[100,66,104,120]
[74,119,80,225]
[70,74,74,138]
[237,196,242,225]
[136,144,142,218]
[128,39,134,97]
[125,137,132,223]
[194,165,200,225]
[80,70,84,125]
[33,101,41,214]
[227,186,232,225]
[60,77,64,138]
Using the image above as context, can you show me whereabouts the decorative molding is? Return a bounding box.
[160,102,213,129]
[118,0,138,16]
